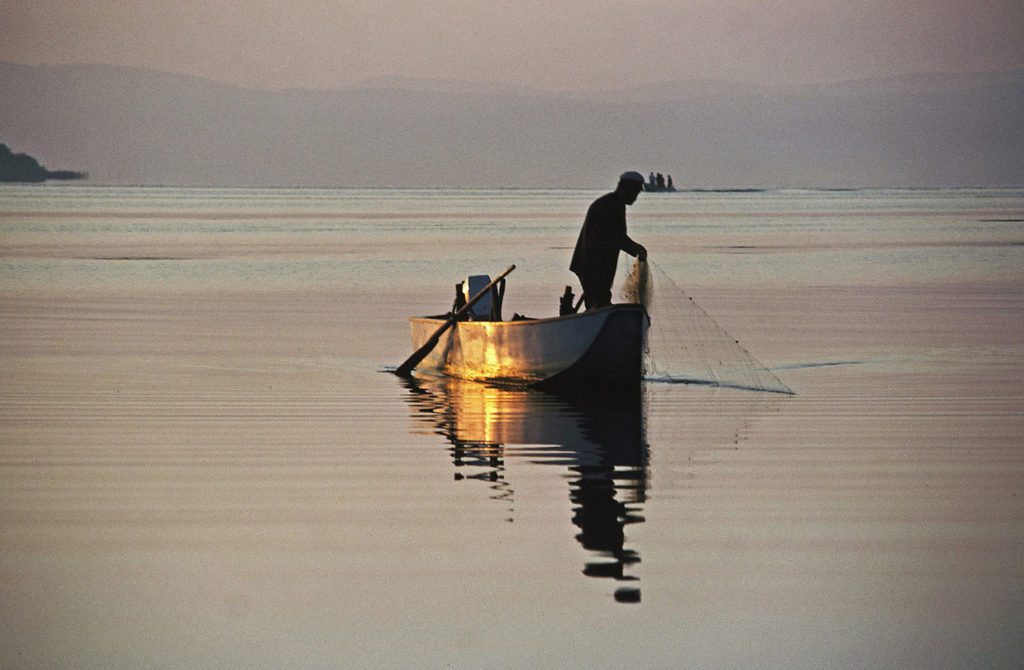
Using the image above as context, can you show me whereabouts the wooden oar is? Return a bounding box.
[394,265,516,377]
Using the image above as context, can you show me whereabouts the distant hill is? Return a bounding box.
[0,61,1021,188]
[0,142,86,182]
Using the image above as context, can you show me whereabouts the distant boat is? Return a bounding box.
[406,276,649,390]
[643,184,677,193]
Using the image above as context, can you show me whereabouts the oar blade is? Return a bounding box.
[394,334,442,377]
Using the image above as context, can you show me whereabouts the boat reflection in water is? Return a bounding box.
[403,376,648,604]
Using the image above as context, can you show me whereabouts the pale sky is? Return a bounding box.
[2,0,1023,91]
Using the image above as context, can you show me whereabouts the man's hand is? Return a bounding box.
[637,245,648,262]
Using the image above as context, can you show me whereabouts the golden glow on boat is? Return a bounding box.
[452,321,535,383]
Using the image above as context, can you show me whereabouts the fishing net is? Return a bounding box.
[619,255,653,307]
[619,258,793,394]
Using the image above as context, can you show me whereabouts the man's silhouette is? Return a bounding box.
[570,171,648,310]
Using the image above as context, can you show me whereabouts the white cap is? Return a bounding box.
[619,171,645,185]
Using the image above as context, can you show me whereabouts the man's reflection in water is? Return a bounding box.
[402,377,647,603]
[571,465,644,602]
[569,390,646,603]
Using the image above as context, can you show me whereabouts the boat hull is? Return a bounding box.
[408,304,648,389]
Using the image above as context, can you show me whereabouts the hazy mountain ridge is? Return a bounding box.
[2,61,1021,188]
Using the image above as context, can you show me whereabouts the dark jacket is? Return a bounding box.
[570,191,644,291]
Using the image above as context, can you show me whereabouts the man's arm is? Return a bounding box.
[619,234,648,261]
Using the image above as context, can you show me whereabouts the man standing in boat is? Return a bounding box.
[570,171,648,310]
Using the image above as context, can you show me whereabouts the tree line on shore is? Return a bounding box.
[0,143,86,182]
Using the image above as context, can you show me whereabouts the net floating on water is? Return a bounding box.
[619,258,793,395]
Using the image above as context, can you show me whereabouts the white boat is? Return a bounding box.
[408,303,649,390]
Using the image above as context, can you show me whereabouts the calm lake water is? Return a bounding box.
[2,185,1023,668]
